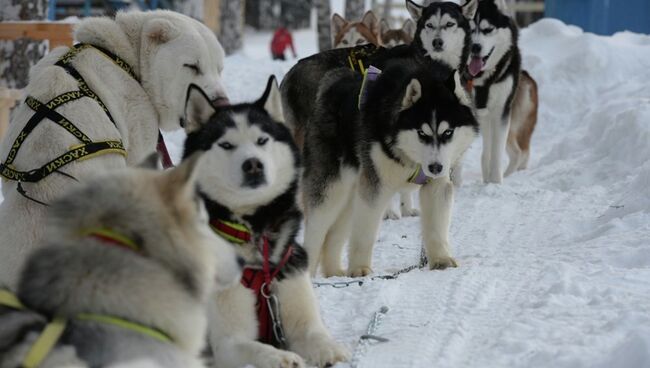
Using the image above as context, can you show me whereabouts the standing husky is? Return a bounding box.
[281,0,477,150]
[0,155,242,368]
[183,77,349,368]
[0,10,229,291]
[379,18,416,48]
[331,10,381,49]
[465,0,522,183]
[302,64,478,277]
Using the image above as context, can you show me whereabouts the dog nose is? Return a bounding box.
[242,158,264,175]
[429,163,443,175]
[471,43,482,55]
[433,38,444,50]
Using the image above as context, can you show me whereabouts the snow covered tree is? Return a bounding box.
[345,0,365,21]
[316,0,331,52]
[219,0,244,55]
[0,0,48,89]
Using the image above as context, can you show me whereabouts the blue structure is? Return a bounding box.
[545,0,650,35]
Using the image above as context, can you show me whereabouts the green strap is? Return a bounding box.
[0,289,25,310]
[22,317,67,368]
[77,314,172,344]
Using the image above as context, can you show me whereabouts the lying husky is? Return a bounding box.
[0,155,242,368]
[379,18,416,48]
[302,64,478,277]
[0,10,229,291]
[331,10,381,49]
[281,0,478,150]
[465,0,538,183]
[183,77,349,368]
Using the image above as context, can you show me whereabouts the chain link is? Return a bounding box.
[350,306,390,368]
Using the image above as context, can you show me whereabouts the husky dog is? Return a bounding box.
[0,155,242,368]
[379,18,416,48]
[465,0,522,183]
[0,10,229,291]
[505,70,538,176]
[281,0,478,150]
[331,10,381,49]
[183,77,349,368]
[302,63,478,278]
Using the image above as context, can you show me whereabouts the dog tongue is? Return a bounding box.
[468,57,484,77]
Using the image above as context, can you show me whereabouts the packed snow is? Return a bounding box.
[2,17,649,368]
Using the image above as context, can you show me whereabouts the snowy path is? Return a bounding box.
[1,19,648,368]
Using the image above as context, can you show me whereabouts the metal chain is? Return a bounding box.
[350,306,390,368]
[312,246,428,288]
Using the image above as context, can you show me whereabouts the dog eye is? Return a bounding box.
[482,28,494,34]
[218,142,234,150]
[426,23,434,29]
[257,137,269,146]
[442,129,454,138]
[183,63,201,75]
[341,39,349,45]
[356,39,365,45]
[446,22,455,28]
[417,129,428,138]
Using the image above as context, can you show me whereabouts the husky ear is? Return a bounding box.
[462,0,479,20]
[184,84,217,133]
[380,19,390,36]
[405,0,423,20]
[138,152,160,170]
[360,11,379,33]
[257,75,284,124]
[446,70,472,107]
[401,79,422,111]
[160,152,203,199]
[331,13,347,42]
[402,19,416,38]
[144,18,179,44]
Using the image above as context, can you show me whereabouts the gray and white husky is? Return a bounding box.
[0,155,242,368]
[466,0,522,183]
[182,77,350,368]
[302,64,478,278]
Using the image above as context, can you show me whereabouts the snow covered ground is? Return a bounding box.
[198,19,650,368]
[2,17,649,368]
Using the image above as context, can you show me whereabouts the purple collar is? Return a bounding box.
[408,165,432,185]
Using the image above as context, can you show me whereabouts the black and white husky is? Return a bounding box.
[182,77,349,368]
[466,0,522,183]
[302,64,478,277]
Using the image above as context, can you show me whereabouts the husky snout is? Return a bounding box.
[433,38,444,51]
[242,157,266,188]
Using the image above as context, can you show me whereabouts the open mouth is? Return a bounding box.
[468,47,494,77]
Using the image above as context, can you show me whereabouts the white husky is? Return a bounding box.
[0,10,228,290]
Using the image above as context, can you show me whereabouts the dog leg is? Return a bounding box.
[420,177,457,269]
[400,188,419,217]
[321,201,354,277]
[277,273,351,367]
[209,285,305,368]
[504,131,521,177]
[450,160,464,188]
[478,108,492,183]
[347,191,391,277]
[383,196,401,220]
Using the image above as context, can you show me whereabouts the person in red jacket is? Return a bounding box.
[270,26,297,61]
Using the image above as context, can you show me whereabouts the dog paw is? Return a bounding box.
[400,207,420,217]
[261,350,305,368]
[428,256,458,270]
[292,334,351,368]
[349,266,373,277]
[383,208,401,220]
[322,267,346,278]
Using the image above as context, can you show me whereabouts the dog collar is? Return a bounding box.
[82,227,141,253]
[408,164,432,185]
[210,219,251,244]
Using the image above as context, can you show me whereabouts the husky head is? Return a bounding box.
[379,18,416,47]
[331,10,381,48]
[367,66,478,179]
[467,0,518,78]
[183,76,299,216]
[406,0,477,69]
[75,10,229,131]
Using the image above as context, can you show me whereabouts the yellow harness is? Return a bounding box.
[0,228,173,368]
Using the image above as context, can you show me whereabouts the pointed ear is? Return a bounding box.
[406,0,423,20]
[331,13,347,41]
[446,70,472,107]
[380,19,390,36]
[401,79,422,111]
[184,84,217,133]
[138,152,160,170]
[257,75,284,124]
[160,152,203,199]
[143,18,179,44]
[462,0,479,20]
[361,10,378,32]
[402,19,416,38]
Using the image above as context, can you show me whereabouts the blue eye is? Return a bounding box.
[257,137,269,146]
[218,142,234,150]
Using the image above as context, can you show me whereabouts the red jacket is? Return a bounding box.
[271,27,296,57]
